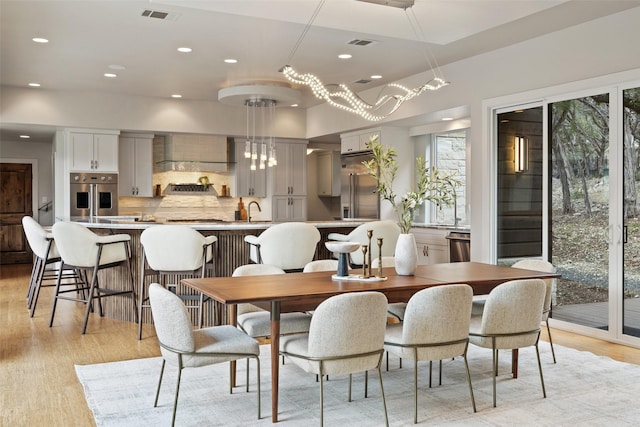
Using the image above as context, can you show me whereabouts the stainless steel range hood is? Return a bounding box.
[154,134,231,173]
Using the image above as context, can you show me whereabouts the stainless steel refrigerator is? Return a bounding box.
[340,152,380,219]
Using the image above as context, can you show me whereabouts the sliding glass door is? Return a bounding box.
[496,83,640,343]
[549,93,610,331]
[622,87,640,338]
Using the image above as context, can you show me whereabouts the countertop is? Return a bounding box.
[58,216,368,231]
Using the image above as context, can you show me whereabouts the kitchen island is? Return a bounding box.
[58,218,364,326]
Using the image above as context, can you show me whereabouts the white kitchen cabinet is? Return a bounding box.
[317,150,341,197]
[340,130,380,154]
[272,195,307,222]
[232,140,266,197]
[411,227,450,265]
[68,131,119,172]
[119,133,153,197]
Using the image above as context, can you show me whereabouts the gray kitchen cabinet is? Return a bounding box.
[119,133,153,197]
[271,140,307,220]
[272,195,307,222]
[233,140,266,197]
[317,150,341,197]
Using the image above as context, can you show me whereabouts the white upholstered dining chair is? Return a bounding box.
[302,259,339,273]
[244,222,320,272]
[468,278,547,407]
[138,225,217,339]
[22,215,82,317]
[148,283,261,427]
[49,221,137,334]
[472,259,557,363]
[384,284,476,423]
[280,291,390,426]
[327,220,400,267]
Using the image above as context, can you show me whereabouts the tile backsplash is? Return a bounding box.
[118,171,260,221]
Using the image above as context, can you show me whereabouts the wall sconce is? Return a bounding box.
[514,136,528,173]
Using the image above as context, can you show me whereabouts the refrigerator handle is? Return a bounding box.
[349,173,355,218]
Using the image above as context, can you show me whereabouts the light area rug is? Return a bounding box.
[76,343,640,426]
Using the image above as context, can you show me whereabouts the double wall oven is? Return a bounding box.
[70,173,118,218]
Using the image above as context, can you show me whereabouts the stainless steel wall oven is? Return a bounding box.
[70,173,118,218]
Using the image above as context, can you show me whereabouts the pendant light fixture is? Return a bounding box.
[219,83,300,171]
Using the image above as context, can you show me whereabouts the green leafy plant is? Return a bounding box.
[362,135,459,234]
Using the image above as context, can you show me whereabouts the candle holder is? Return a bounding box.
[377,237,384,278]
[361,245,369,278]
[367,229,373,277]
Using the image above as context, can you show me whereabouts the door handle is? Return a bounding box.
[624,225,628,244]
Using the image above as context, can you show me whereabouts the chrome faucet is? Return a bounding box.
[247,201,261,222]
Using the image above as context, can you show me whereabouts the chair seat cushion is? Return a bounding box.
[177,325,260,368]
[238,311,312,338]
[468,315,538,350]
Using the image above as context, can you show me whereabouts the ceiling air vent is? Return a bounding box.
[347,39,377,47]
[354,79,372,84]
[141,9,180,21]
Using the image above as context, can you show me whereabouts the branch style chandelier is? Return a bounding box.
[281,0,449,121]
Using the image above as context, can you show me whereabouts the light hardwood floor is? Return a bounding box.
[1,263,639,426]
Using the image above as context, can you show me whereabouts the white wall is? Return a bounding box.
[0,87,307,139]
[306,7,640,262]
[0,138,54,225]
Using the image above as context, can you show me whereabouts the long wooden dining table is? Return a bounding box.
[182,261,559,423]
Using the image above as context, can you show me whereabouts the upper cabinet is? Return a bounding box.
[119,133,153,197]
[232,139,266,197]
[340,130,380,154]
[272,141,307,196]
[317,150,341,197]
[67,131,119,172]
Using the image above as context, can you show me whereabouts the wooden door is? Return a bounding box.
[0,163,33,264]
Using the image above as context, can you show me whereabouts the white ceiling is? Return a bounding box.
[2,0,639,143]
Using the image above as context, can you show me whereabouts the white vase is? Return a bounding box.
[394,233,418,276]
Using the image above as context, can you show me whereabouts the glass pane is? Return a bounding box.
[550,94,609,331]
[623,87,640,338]
[496,107,543,262]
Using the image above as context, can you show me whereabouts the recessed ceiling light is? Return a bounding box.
[177,47,192,53]
[28,82,41,87]
[171,94,182,98]
[32,37,48,43]
[442,117,453,121]
[370,75,382,79]
[338,54,352,59]
[104,73,117,78]
[19,135,30,139]
[290,104,299,107]
[109,64,126,70]
[224,58,238,64]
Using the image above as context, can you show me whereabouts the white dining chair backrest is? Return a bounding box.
[246,222,320,271]
[148,282,195,360]
[141,225,211,272]
[401,284,473,360]
[511,259,556,320]
[22,216,59,259]
[232,264,285,316]
[476,279,546,349]
[52,221,128,268]
[327,221,400,266]
[303,259,338,272]
[308,291,388,376]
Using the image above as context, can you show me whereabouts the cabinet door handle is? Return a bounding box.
[95,160,98,169]
[423,245,429,256]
